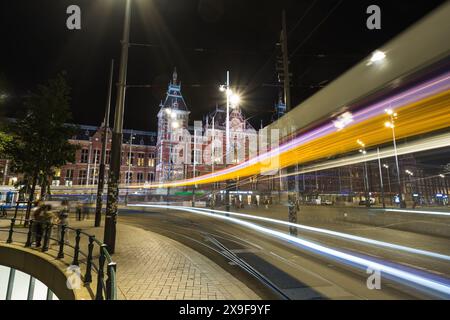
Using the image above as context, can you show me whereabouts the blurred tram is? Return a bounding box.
[268,1,450,143]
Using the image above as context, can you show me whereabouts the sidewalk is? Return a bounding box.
[0,215,260,300]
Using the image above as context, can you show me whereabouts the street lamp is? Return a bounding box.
[95,59,114,227]
[230,93,241,107]
[104,0,132,254]
[385,108,405,208]
[219,72,241,164]
[370,50,386,63]
[376,148,386,209]
[357,140,371,208]
[219,72,241,212]
[383,164,393,205]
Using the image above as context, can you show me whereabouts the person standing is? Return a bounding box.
[57,200,70,244]
[33,203,46,247]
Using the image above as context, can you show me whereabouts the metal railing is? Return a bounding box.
[0,216,117,300]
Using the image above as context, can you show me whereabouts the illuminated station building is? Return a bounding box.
[0,71,448,207]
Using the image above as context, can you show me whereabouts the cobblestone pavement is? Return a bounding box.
[105,223,258,300]
[0,214,260,300]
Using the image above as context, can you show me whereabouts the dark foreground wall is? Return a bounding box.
[0,245,76,300]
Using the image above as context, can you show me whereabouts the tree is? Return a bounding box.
[5,73,78,220]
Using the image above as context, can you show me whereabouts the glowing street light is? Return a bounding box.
[357,139,366,147]
[370,50,386,63]
[230,93,241,107]
[333,112,354,131]
[384,121,394,129]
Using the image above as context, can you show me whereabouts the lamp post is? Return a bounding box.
[376,148,386,208]
[125,130,135,205]
[405,169,414,195]
[192,122,197,207]
[95,60,114,227]
[385,109,405,208]
[357,139,371,208]
[104,0,132,254]
[384,164,393,205]
[219,73,240,211]
[211,115,216,193]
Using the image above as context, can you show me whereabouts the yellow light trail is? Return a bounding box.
[143,89,450,189]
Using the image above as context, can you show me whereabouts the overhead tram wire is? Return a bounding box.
[287,0,320,38]
[289,0,344,59]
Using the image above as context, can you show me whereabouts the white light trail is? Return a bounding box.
[128,204,450,297]
[281,131,450,178]
[383,209,450,217]
[175,206,450,261]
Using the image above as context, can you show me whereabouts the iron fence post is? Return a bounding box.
[106,262,117,300]
[42,222,51,252]
[96,244,107,300]
[6,218,15,243]
[25,220,34,247]
[84,236,95,284]
[57,225,66,259]
[72,229,81,266]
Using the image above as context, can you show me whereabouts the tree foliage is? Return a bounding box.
[5,73,78,199]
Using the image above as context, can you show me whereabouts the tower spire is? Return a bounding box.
[172,67,178,85]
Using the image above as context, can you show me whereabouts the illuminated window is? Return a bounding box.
[148,153,156,167]
[137,153,145,167]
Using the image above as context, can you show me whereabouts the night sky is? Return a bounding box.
[0,0,446,132]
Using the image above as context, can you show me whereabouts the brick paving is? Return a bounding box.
[0,214,259,300]
[92,222,258,300]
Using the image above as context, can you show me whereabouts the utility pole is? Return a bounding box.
[281,10,291,112]
[192,125,197,207]
[104,0,131,254]
[279,10,294,202]
[95,60,114,227]
[125,130,134,205]
[377,148,386,208]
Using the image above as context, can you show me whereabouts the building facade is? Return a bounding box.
[155,69,259,184]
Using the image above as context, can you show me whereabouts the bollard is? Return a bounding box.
[84,236,95,284]
[96,244,107,300]
[72,229,81,266]
[25,220,34,247]
[57,225,66,259]
[6,218,16,244]
[106,262,117,300]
